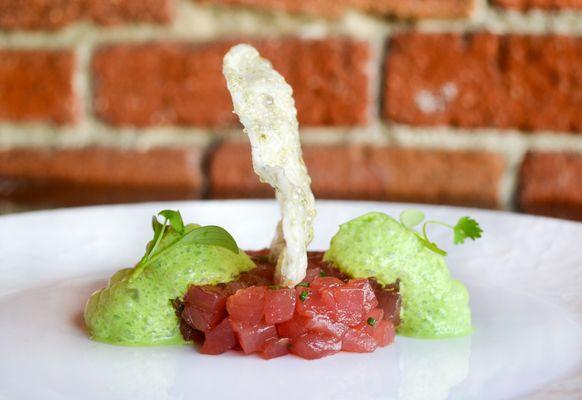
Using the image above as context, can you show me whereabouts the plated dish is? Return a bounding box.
[0,200,581,399]
[84,44,482,360]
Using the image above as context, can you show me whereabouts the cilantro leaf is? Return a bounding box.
[401,209,483,256]
[399,209,425,229]
[453,217,483,244]
[158,209,185,234]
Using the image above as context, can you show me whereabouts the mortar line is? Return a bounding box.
[1,123,581,150]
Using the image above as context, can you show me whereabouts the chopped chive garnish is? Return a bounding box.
[367,317,377,326]
[296,282,310,287]
[319,271,327,277]
[299,291,309,302]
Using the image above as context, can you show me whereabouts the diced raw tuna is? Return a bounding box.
[307,251,325,262]
[342,326,378,353]
[310,276,344,291]
[265,288,296,324]
[277,314,311,338]
[182,304,225,332]
[230,319,278,354]
[366,308,384,322]
[260,337,291,360]
[318,262,349,280]
[290,332,342,360]
[179,319,204,343]
[342,308,393,352]
[200,318,236,355]
[295,287,334,320]
[226,286,266,325]
[327,286,367,327]
[304,314,348,338]
[375,289,401,325]
[223,281,248,296]
[184,285,228,313]
[238,269,273,287]
[303,267,323,282]
[177,251,400,360]
[341,308,391,352]
[372,320,395,347]
[346,279,379,313]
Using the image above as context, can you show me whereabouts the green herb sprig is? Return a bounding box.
[399,209,483,256]
[132,209,240,278]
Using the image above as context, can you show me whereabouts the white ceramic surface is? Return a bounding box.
[0,200,580,400]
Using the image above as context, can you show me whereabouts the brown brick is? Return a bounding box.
[208,142,504,208]
[0,147,204,207]
[519,152,582,221]
[384,33,582,132]
[493,0,582,11]
[0,0,172,30]
[0,50,77,125]
[201,0,474,18]
[92,39,370,128]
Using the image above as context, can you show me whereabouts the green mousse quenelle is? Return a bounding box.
[324,212,480,339]
[84,211,255,346]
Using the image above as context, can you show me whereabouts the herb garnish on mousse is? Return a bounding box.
[84,44,482,359]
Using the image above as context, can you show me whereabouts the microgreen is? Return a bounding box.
[132,209,240,279]
[179,225,239,254]
[299,291,309,302]
[296,282,310,288]
[399,209,483,256]
[158,209,185,235]
[367,317,377,327]
[399,209,425,229]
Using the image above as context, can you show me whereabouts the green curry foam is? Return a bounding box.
[84,224,255,345]
[324,212,472,338]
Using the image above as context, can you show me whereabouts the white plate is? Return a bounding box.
[0,200,580,400]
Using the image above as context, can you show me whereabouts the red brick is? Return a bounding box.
[357,0,474,18]
[92,39,370,128]
[0,0,172,30]
[0,50,77,125]
[0,147,204,206]
[384,33,582,132]
[88,0,173,26]
[493,0,582,11]
[0,0,81,30]
[519,152,582,221]
[208,142,504,208]
[201,0,474,18]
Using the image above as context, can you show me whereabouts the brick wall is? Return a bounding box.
[0,0,581,220]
